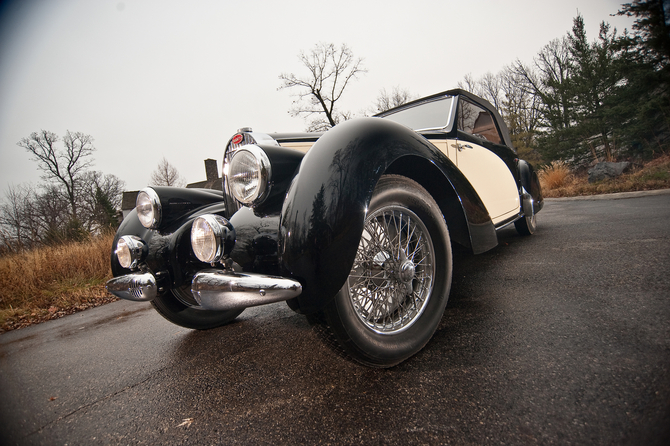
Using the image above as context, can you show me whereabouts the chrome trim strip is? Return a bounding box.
[106,272,157,302]
[495,214,523,231]
[191,269,302,311]
[521,188,535,218]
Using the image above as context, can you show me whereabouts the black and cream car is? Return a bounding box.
[107,89,543,367]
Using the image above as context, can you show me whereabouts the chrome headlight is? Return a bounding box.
[136,188,161,229]
[191,215,235,264]
[228,145,271,205]
[115,235,147,269]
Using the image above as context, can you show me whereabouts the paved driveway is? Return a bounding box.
[1,192,669,445]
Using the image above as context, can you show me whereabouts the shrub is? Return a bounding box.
[540,161,571,190]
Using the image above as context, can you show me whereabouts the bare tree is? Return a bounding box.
[279,43,366,130]
[17,130,95,219]
[0,185,35,250]
[0,183,73,249]
[513,38,574,133]
[374,86,416,113]
[4,130,125,248]
[150,157,185,187]
[458,73,479,95]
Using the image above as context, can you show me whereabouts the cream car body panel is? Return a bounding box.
[278,141,314,153]
[427,139,457,162]
[447,138,520,224]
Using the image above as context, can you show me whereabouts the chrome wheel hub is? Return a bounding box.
[398,258,416,285]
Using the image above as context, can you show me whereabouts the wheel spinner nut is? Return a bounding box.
[398,260,415,283]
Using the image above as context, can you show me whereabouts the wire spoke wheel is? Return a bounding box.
[320,175,452,367]
[349,206,435,334]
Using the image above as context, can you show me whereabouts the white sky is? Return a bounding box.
[0,0,634,193]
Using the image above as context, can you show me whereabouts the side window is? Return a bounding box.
[457,99,502,145]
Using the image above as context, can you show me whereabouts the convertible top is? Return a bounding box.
[375,89,514,149]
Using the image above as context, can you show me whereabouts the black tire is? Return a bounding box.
[320,175,452,367]
[151,286,243,330]
[514,213,537,236]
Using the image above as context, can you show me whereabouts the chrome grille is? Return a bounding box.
[227,132,256,150]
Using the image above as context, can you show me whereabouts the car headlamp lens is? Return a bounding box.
[116,238,132,268]
[228,146,271,205]
[191,216,218,263]
[136,188,161,229]
[191,215,236,264]
[115,235,146,269]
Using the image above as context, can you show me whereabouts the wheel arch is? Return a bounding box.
[279,117,497,313]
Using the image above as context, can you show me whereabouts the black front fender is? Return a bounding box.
[278,117,495,313]
[111,189,228,291]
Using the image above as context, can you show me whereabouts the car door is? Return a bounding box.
[451,98,519,225]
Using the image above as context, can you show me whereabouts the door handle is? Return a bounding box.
[450,143,473,152]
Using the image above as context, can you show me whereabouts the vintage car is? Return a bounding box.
[106,89,543,367]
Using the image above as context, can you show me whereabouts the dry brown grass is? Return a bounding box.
[0,232,117,332]
[540,154,670,198]
[539,161,572,190]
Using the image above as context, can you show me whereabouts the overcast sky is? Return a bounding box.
[0,0,634,194]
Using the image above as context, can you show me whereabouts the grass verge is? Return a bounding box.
[0,232,118,333]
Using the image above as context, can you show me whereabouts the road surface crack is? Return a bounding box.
[26,371,161,438]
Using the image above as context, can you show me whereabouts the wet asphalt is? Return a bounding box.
[0,192,669,445]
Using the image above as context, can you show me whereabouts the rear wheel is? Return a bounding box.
[320,175,452,367]
[151,285,243,330]
[515,191,537,236]
[514,213,537,236]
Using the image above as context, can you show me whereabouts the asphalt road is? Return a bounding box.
[1,192,669,445]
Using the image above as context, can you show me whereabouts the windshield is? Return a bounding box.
[379,95,455,131]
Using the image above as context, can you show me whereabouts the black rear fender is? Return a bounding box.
[518,160,544,213]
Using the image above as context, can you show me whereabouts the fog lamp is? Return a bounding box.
[115,235,147,270]
[191,215,235,264]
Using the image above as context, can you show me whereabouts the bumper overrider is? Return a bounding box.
[105,215,303,311]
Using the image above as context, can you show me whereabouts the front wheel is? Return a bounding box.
[151,286,243,330]
[319,175,452,367]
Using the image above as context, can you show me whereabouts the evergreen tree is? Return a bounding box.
[567,16,624,162]
[94,187,119,231]
[617,0,670,155]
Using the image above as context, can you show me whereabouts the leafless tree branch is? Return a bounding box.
[150,157,185,187]
[279,43,366,130]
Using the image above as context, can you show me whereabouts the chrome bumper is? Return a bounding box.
[105,272,157,302]
[191,269,302,311]
[106,269,302,311]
